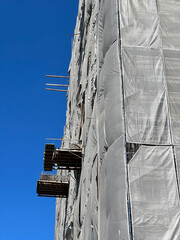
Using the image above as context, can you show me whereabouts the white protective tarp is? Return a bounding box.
[98,0,118,158]
[54,0,180,239]
[78,156,98,240]
[55,197,67,240]
[99,136,130,240]
[68,102,98,240]
[119,0,180,145]
[98,2,130,238]
[165,50,180,145]
[158,0,180,145]
[174,146,180,191]
[98,0,118,67]
[103,40,124,148]
[120,0,171,145]
[129,145,180,240]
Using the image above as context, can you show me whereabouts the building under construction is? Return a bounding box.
[37,0,180,239]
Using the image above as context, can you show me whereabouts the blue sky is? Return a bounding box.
[0,0,79,239]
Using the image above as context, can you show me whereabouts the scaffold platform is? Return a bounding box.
[36,174,69,198]
[43,144,82,171]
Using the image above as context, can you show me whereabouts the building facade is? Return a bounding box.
[43,0,180,239]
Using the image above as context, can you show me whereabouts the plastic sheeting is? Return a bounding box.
[120,0,180,145]
[129,146,180,240]
[79,106,97,225]
[98,40,124,159]
[120,1,170,145]
[175,146,180,190]
[97,2,130,238]
[65,99,98,240]
[103,41,124,148]
[98,0,122,161]
[122,47,171,144]
[55,197,67,240]
[98,0,118,67]
[165,50,180,145]
[78,156,98,240]
[54,0,180,239]
[99,136,129,240]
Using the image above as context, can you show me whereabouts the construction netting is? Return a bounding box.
[54,0,180,239]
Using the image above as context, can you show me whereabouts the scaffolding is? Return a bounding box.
[43,144,82,171]
[36,174,69,198]
[43,144,56,171]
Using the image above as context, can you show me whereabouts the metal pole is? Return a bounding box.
[46,83,69,87]
[46,75,69,79]
[45,88,68,92]
[46,138,62,141]
[67,33,80,37]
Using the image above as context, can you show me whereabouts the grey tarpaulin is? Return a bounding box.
[55,170,69,240]
[120,0,180,145]
[98,0,118,67]
[98,0,129,238]
[165,50,180,145]
[99,136,129,240]
[129,146,180,240]
[104,40,124,148]
[174,146,180,191]
[53,0,180,239]
[120,0,171,145]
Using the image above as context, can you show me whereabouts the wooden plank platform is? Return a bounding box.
[54,149,82,169]
[36,180,69,198]
[43,144,82,171]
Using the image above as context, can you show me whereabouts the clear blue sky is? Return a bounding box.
[0,0,79,239]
